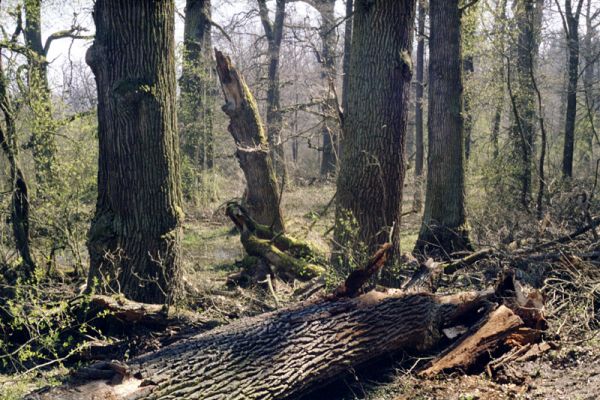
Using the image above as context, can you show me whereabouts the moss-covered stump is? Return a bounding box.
[226,202,327,283]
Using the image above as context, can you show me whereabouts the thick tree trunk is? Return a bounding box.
[334,0,415,273]
[562,0,582,178]
[180,0,215,173]
[415,0,472,256]
[85,0,183,304]
[215,50,285,232]
[23,0,57,191]
[27,288,502,400]
[258,0,288,183]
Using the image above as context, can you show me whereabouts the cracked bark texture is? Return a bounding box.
[415,0,472,256]
[85,0,183,304]
[28,289,494,400]
[334,0,415,273]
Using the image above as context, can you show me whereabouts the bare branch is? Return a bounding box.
[43,27,93,55]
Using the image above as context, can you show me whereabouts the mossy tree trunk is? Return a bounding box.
[507,0,544,208]
[23,0,57,192]
[85,0,183,304]
[334,0,415,276]
[215,50,285,232]
[180,0,215,173]
[462,5,476,162]
[0,51,35,277]
[258,0,288,183]
[415,0,472,256]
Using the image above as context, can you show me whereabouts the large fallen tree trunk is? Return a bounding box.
[26,270,543,400]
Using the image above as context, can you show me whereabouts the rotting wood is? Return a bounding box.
[215,49,285,232]
[334,242,393,298]
[421,271,546,377]
[226,202,326,283]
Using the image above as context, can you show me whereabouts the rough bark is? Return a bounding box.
[334,0,415,272]
[85,0,183,304]
[0,52,35,277]
[562,0,584,178]
[26,287,506,400]
[415,0,472,256]
[180,0,215,173]
[215,50,285,232]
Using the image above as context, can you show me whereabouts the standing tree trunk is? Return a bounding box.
[0,51,35,277]
[415,0,472,256]
[491,0,508,161]
[507,0,541,209]
[85,0,183,304]
[258,0,288,183]
[462,5,476,162]
[341,0,353,126]
[180,0,215,174]
[415,0,426,179]
[561,0,584,178]
[413,0,426,212]
[318,0,339,177]
[23,0,57,192]
[215,50,285,232]
[582,0,596,165]
[334,0,415,274]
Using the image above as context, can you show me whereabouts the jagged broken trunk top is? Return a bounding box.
[214,49,285,233]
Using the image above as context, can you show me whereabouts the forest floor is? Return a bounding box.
[1,180,600,400]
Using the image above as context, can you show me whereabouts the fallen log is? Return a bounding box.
[26,270,543,400]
